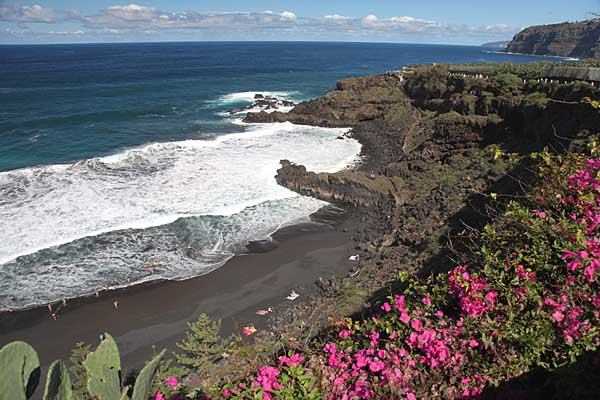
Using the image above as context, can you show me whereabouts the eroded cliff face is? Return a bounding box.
[506,19,600,59]
[245,65,600,276]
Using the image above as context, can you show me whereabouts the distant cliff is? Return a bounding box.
[506,19,600,59]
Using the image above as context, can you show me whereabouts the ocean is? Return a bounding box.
[0,42,555,311]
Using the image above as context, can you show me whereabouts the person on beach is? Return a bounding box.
[51,313,57,321]
[143,259,156,273]
[47,303,53,313]
[113,300,119,310]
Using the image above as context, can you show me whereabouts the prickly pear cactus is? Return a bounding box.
[131,350,165,400]
[84,334,122,400]
[43,360,75,400]
[0,341,40,400]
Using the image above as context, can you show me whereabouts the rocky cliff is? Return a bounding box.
[506,19,600,59]
[244,64,600,277]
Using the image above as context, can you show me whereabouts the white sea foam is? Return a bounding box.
[218,91,298,104]
[0,122,361,310]
[483,50,579,61]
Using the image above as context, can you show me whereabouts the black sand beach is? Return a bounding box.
[0,207,356,374]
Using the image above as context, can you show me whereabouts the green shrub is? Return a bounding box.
[175,313,235,377]
[494,73,522,93]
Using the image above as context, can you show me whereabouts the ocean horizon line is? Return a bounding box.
[0,39,496,47]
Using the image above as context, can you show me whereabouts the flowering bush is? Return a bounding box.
[220,149,600,399]
[222,351,321,399]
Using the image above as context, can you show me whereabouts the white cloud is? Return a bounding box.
[47,30,85,36]
[362,14,379,26]
[67,4,299,30]
[322,14,352,24]
[0,3,521,44]
[105,4,158,21]
[279,11,297,21]
[0,3,54,23]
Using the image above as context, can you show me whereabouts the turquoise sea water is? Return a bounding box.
[0,42,558,310]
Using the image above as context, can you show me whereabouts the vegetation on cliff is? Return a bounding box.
[218,148,600,399]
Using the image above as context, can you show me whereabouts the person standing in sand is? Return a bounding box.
[113,300,119,310]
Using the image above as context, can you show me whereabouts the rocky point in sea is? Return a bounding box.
[226,94,295,115]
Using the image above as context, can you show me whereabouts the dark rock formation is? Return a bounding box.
[225,95,295,115]
[506,19,600,59]
[251,64,600,270]
[276,160,394,207]
[244,74,410,127]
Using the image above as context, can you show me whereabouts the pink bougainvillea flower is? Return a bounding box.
[411,318,423,331]
[400,312,410,324]
[155,392,165,400]
[422,297,432,306]
[280,353,304,367]
[584,266,596,282]
[533,209,548,219]
[553,311,565,322]
[381,302,392,312]
[165,376,178,388]
[338,329,353,339]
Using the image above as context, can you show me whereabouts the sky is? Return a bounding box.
[0,1,599,45]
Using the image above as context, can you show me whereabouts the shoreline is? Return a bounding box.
[0,205,358,371]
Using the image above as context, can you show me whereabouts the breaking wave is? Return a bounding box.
[0,121,360,311]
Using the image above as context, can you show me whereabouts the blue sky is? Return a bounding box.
[1,1,598,45]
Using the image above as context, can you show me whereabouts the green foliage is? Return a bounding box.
[80,333,165,400]
[581,96,600,109]
[0,341,40,400]
[175,313,235,377]
[404,64,449,100]
[68,342,92,400]
[131,350,165,400]
[494,73,522,93]
[84,334,123,400]
[223,351,322,400]
[44,360,75,400]
[336,283,368,315]
[151,357,188,397]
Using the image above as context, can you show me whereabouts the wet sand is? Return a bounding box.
[0,207,355,375]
